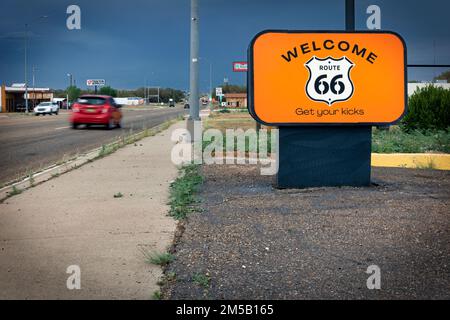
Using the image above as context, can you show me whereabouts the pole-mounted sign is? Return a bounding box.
[233,61,248,72]
[86,79,106,87]
[248,31,407,126]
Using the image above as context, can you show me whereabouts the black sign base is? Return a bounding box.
[277,126,372,189]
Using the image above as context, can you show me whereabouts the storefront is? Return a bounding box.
[224,93,247,108]
[0,84,54,112]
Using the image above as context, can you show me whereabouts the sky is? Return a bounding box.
[0,0,449,91]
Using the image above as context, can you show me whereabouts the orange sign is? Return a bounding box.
[248,31,407,125]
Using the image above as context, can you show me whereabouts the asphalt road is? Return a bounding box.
[0,106,187,185]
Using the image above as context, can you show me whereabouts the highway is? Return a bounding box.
[0,106,188,185]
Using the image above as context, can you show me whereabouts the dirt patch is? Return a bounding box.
[164,165,450,299]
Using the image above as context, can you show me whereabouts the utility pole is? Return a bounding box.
[32,66,37,108]
[188,0,200,121]
[22,16,47,113]
[209,61,213,110]
[66,73,71,110]
[345,0,355,31]
[24,24,29,113]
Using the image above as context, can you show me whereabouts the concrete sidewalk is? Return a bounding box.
[0,122,183,299]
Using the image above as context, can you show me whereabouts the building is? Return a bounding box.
[224,93,247,108]
[0,83,54,113]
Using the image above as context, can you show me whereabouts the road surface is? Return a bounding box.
[0,106,187,185]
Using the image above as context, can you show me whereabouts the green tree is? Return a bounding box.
[99,86,118,97]
[67,86,82,101]
[434,70,450,83]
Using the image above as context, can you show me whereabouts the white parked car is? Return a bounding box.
[34,102,59,115]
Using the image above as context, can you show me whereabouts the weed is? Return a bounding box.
[372,128,450,153]
[169,164,203,220]
[28,171,35,186]
[141,249,174,266]
[9,186,22,196]
[192,273,210,289]
[152,291,162,300]
[114,192,124,198]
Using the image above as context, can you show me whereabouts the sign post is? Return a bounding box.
[248,30,406,188]
[216,87,224,107]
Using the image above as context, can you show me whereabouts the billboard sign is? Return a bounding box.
[248,31,407,125]
[86,79,106,87]
[233,61,248,72]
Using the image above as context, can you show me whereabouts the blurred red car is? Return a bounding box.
[70,95,123,129]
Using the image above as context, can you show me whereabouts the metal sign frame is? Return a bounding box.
[247,29,408,127]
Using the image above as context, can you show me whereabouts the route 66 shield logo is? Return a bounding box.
[305,56,355,106]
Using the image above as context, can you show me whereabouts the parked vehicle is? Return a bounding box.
[34,102,59,115]
[169,99,175,107]
[70,95,122,129]
[184,103,190,109]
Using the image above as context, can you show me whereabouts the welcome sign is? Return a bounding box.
[248,31,407,125]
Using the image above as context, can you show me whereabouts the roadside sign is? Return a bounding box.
[215,87,223,96]
[86,79,106,87]
[233,61,248,72]
[248,31,407,125]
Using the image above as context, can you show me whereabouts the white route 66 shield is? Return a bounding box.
[304,56,355,106]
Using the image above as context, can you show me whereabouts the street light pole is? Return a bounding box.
[67,73,71,110]
[24,24,29,113]
[188,0,200,121]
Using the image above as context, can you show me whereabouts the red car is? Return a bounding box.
[70,95,123,129]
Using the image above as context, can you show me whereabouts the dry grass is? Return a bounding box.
[205,111,274,132]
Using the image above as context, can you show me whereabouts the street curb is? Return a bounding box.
[0,119,184,203]
[372,153,450,170]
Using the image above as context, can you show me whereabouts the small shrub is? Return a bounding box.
[403,85,450,131]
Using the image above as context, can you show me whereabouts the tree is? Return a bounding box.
[434,70,450,83]
[99,86,118,97]
[116,87,185,103]
[67,86,81,101]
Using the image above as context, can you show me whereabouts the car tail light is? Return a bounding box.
[102,106,110,114]
[72,104,80,112]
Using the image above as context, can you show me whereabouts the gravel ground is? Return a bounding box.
[164,166,450,300]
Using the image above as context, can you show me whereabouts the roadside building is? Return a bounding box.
[0,83,54,113]
[224,93,247,108]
